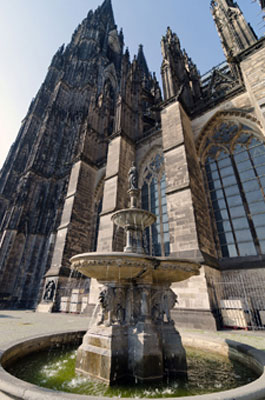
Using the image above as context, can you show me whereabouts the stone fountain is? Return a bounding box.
[70,162,200,385]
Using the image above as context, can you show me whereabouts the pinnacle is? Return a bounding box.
[97,0,115,27]
[137,44,149,76]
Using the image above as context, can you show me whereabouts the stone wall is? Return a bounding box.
[191,92,253,141]
[240,40,265,133]
[97,135,135,253]
[161,101,216,260]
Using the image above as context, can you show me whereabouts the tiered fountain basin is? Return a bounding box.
[111,208,156,230]
[70,252,200,284]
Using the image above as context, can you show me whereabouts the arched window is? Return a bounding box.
[140,152,170,256]
[103,79,115,136]
[91,179,104,252]
[202,121,265,258]
[92,198,102,252]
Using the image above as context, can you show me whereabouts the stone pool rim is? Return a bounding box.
[0,330,265,400]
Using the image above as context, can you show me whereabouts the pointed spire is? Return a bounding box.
[96,0,115,28]
[137,44,149,77]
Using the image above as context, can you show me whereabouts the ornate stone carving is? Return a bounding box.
[97,285,115,326]
[112,287,126,324]
[43,280,56,302]
[97,286,127,326]
[152,288,178,324]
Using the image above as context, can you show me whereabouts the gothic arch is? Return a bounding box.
[102,64,119,96]
[196,109,264,158]
[91,175,105,252]
[198,110,265,259]
[138,146,169,257]
[138,145,164,189]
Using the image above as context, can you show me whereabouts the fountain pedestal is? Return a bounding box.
[76,325,128,383]
[75,281,187,384]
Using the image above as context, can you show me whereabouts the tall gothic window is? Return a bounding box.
[92,198,102,252]
[141,153,170,256]
[202,121,265,259]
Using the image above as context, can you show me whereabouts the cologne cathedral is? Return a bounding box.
[0,0,265,330]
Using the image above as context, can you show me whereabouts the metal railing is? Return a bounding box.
[208,273,265,330]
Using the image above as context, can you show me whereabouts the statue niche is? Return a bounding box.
[43,280,56,302]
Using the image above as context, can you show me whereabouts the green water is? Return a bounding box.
[7,345,258,398]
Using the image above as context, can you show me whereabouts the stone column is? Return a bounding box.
[89,135,135,304]
[161,101,216,260]
[37,160,97,312]
[240,40,265,132]
[161,101,217,330]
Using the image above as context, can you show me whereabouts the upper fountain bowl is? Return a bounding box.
[111,208,156,230]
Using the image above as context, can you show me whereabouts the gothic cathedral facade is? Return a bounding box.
[0,0,265,329]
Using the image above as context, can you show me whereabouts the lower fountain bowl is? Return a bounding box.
[1,330,265,400]
[70,252,200,283]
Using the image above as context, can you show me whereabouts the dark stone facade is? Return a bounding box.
[0,0,160,309]
[0,0,265,330]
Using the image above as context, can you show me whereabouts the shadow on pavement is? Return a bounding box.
[0,315,19,319]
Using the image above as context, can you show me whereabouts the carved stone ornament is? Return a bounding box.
[152,288,178,324]
[43,280,56,302]
[97,285,115,327]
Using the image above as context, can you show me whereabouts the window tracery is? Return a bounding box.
[140,152,170,257]
[201,120,265,259]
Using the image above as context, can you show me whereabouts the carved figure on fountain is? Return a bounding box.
[152,288,177,324]
[113,287,126,325]
[128,161,138,190]
[161,288,178,324]
[97,285,127,326]
[97,285,115,326]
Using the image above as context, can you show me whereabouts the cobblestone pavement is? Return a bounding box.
[0,310,265,352]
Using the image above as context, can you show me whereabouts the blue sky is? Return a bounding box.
[0,0,263,168]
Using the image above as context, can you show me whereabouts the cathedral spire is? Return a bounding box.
[96,0,115,28]
[137,44,150,77]
[211,0,258,60]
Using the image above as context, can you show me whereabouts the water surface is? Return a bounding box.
[8,345,258,398]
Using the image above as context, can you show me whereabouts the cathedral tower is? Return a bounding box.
[211,0,258,60]
[0,0,160,310]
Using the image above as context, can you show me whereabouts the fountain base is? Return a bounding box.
[76,325,128,384]
[76,318,187,384]
[70,252,201,385]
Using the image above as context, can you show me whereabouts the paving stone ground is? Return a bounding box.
[0,310,88,349]
[0,310,265,352]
